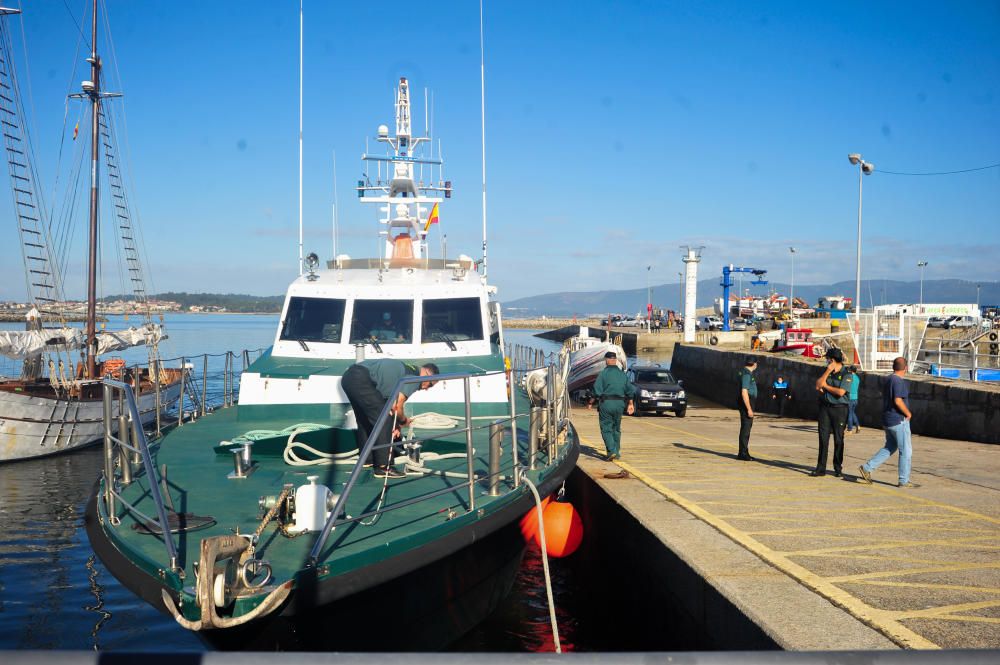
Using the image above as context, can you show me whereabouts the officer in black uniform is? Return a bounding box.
[811,348,854,477]
[736,357,758,461]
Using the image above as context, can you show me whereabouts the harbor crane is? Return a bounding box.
[720,265,768,332]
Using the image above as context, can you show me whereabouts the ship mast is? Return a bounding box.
[83,0,100,379]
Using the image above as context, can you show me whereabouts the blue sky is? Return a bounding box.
[1,0,997,302]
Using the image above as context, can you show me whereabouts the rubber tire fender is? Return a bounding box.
[709,335,719,346]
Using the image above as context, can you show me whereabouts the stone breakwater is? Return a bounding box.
[670,343,1000,445]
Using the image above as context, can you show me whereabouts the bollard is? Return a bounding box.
[529,406,541,470]
[488,420,504,496]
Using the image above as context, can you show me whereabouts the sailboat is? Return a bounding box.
[0,4,183,462]
[87,75,578,648]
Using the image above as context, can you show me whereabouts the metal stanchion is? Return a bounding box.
[488,420,503,496]
[102,384,116,517]
[464,377,475,512]
[529,406,541,470]
[201,354,208,416]
[178,357,186,426]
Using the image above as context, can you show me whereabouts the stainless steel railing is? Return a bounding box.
[306,358,571,566]
[100,378,182,575]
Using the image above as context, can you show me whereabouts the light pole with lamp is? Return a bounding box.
[848,154,874,318]
[976,284,981,309]
[917,261,928,305]
[789,246,796,319]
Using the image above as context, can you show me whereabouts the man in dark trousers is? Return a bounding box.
[810,348,855,477]
[736,357,758,461]
[341,358,439,478]
[858,356,917,488]
[587,352,635,461]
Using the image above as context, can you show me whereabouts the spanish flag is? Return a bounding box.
[423,202,440,232]
[73,121,79,140]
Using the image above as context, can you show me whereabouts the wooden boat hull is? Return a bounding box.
[0,377,182,463]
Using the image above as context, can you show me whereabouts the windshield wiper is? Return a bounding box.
[298,339,310,351]
[435,332,457,351]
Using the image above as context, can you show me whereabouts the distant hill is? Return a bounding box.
[502,279,999,317]
[102,292,284,313]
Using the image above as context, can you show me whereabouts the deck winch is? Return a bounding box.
[260,476,339,534]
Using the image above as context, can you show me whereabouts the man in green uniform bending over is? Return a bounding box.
[587,352,635,461]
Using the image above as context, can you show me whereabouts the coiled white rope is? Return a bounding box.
[519,472,562,653]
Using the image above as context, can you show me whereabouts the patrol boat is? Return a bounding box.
[87,76,578,648]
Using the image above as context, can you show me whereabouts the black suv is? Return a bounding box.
[627,364,687,417]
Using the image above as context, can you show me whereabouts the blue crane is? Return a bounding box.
[720,265,768,332]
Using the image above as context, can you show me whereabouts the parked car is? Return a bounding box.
[696,315,723,331]
[628,364,687,417]
[730,317,748,331]
[599,315,623,326]
[927,316,950,328]
[617,318,642,327]
[945,316,977,330]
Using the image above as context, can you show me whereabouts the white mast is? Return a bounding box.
[479,0,488,280]
[298,0,304,275]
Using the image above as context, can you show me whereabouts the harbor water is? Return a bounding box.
[0,314,673,652]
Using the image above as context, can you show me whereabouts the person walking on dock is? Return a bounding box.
[810,348,854,477]
[588,352,635,461]
[342,358,439,479]
[858,357,918,488]
[736,357,758,461]
[846,365,861,434]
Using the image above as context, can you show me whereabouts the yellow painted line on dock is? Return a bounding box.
[826,562,1000,584]
[783,536,999,557]
[579,433,940,649]
[895,600,1000,619]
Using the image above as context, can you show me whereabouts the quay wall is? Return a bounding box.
[670,343,1000,444]
[566,467,778,650]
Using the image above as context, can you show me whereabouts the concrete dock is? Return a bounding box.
[571,397,1000,650]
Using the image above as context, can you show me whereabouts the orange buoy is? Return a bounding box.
[537,500,584,558]
[519,496,551,543]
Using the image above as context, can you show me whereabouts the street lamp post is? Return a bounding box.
[917,261,928,305]
[848,154,874,318]
[976,283,981,309]
[789,246,796,318]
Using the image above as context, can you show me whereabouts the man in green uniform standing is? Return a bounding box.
[736,357,758,461]
[811,348,854,477]
[588,352,635,461]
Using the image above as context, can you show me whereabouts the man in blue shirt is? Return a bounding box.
[341,358,439,478]
[771,374,790,417]
[858,357,917,488]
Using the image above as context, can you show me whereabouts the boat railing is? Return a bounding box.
[307,359,571,565]
[99,378,182,575]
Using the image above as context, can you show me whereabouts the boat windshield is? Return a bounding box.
[280,297,346,343]
[350,299,413,344]
[422,297,483,342]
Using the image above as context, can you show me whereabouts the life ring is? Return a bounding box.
[709,335,719,346]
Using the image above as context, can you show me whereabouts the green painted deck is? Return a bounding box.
[99,385,572,618]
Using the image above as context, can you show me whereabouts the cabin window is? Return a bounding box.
[280,297,346,343]
[422,297,484,342]
[350,299,414,344]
